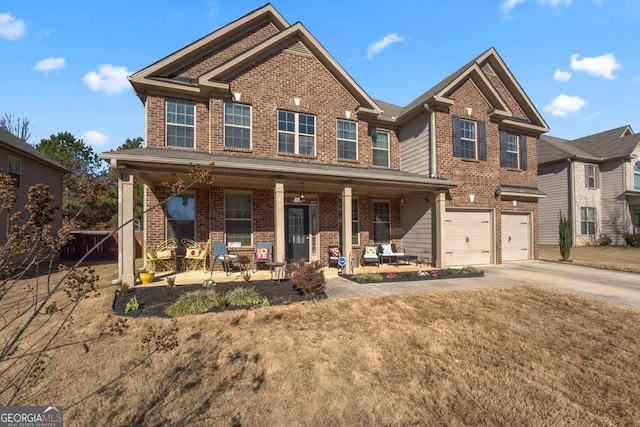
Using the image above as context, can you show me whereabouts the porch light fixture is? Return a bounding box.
[170,174,177,196]
[234,92,242,101]
[294,97,301,106]
[494,188,501,198]
[299,182,305,202]
[469,194,475,203]
[400,191,405,207]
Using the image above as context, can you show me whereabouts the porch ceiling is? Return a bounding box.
[101,147,459,197]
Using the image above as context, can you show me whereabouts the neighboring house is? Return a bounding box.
[0,128,68,245]
[101,4,548,284]
[538,125,640,246]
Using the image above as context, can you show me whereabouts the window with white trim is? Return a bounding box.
[225,192,252,246]
[634,161,640,190]
[585,164,599,189]
[224,103,251,149]
[7,156,20,188]
[338,198,359,246]
[372,130,389,167]
[459,119,477,159]
[372,201,391,243]
[166,101,195,148]
[337,120,357,160]
[166,193,195,240]
[504,134,519,168]
[277,110,315,155]
[580,207,596,235]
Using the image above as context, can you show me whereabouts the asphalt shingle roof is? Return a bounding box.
[0,128,69,173]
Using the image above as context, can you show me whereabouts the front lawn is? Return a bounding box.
[344,266,483,283]
[540,245,640,273]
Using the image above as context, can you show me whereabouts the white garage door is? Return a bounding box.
[445,210,492,266]
[501,213,530,262]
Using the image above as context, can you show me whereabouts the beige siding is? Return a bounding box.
[573,161,602,246]
[399,112,430,175]
[400,195,432,261]
[538,163,569,245]
[600,161,626,244]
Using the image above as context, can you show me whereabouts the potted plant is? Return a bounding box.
[138,269,155,285]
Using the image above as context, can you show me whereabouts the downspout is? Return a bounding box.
[426,105,437,178]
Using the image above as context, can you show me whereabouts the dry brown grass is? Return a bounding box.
[540,245,640,273]
[3,262,640,425]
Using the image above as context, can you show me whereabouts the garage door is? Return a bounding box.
[501,213,530,262]
[445,210,492,266]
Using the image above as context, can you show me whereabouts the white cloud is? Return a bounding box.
[82,64,132,94]
[544,94,587,117]
[0,12,26,40]
[82,130,109,146]
[570,53,621,80]
[553,69,572,82]
[366,33,406,60]
[634,76,640,83]
[502,0,570,13]
[34,57,65,73]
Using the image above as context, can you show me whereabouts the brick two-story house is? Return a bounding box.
[101,4,548,284]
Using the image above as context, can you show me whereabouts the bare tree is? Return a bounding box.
[0,114,33,142]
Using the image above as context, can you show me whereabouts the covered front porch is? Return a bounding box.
[100,148,458,285]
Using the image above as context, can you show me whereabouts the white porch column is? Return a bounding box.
[119,170,136,284]
[434,191,447,269]
[341,185,353,273]
[274,181,285,263]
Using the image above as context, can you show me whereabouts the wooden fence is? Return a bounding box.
[59,231,143,262]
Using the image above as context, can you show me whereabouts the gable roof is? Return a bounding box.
[129,3,381,115]
[538,125,640,165]
[388,48,548,134]
[0,128,69,173]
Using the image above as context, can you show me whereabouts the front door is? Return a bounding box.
[285,205,309,261]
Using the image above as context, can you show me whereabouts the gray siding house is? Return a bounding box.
[538,126,640,246]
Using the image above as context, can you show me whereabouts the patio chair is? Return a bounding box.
[379,243,406,266]
[211,242,239,275]
[252,242,273,272]
[328,246,342,269]
[148,238,179,271]
[182,238,210,271]
[361,244,380,267]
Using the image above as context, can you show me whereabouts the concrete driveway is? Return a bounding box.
[326,261,640,308]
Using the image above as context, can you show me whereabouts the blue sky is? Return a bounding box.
[1,0,639,153]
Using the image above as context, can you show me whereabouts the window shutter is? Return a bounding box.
[452,115,461,157]
[595,165,600,188]
[478,121,487,160]
[519,135,527,170]
[500,131,507,167]
[584,164,589,188]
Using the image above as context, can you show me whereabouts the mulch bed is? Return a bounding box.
[342,270,484,284]
[113,279,326,318]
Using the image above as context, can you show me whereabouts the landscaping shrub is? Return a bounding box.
[624,232,640,247]
[225,286,263,306]
[458,265,480,275]
[559,210,572,260]
[165,290,218,317]
[289,259,326,297]
[598,234,613,246]
[352,273,384,282]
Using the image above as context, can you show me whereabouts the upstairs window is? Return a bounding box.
[224,103,251,149]
[277,111,315,155]
[166,101,195,148]
[635,161,640,190]
[337,120,357,160]
[7,156,20,188]
[372,130,390,167]
[585,164,599,189]
[500,132,527,170]
[453,116,486,160]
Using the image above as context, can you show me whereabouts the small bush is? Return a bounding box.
[624,232,640,247]
[165,290,218,317]
[289,259,326,297]
[225,286,263,306]
[458,265,479,275]
[352,273,384,282]
[216,292,229,307]
[559,210,572,260]
[405,271,417,277]
[119,282,132,295]
[598,234,613,246]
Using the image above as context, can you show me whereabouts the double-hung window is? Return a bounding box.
[166,193,195,240]
[166,101,195,148]
[585,164,599,189]
[372,201,391,243]
[453,115,486,160]
[277,111,315,155]
[500,131,527,170]
[7,156,20,188]
[337,120,357,160]
[634,161,640,190]
[225,192,252,246]
[580,207,596,235]
[372,130,390,167]
[337,198,359,247]
[224,103,251,149]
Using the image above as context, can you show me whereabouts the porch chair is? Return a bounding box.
[149,238,179,271]
[361,244,380,267]
[181,238,210,271]
[211,242,239,276]
[252,242,273,272]
[328,246,342,269]
[379,243,406,266]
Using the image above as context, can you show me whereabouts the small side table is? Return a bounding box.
[265,262,285,284]
[239,256,251,273]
